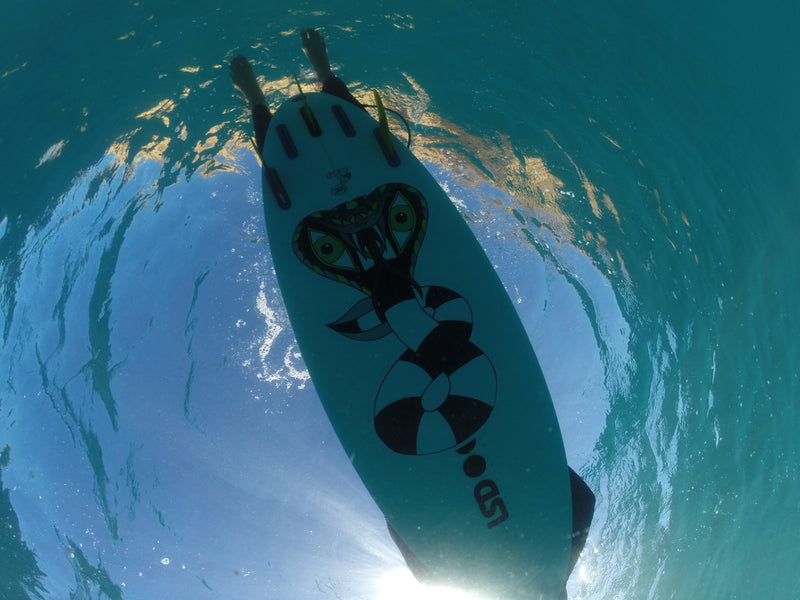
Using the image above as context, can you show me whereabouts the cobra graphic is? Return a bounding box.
[292,183,496,455]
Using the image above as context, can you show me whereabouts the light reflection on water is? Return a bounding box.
[6,2,796,595]
[1,89,624,597]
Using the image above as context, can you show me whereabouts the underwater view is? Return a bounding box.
[2,1,799,598]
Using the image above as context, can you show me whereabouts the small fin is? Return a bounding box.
[293,73,306,100]
[294,73,321,136]
[386,522,436,584]
[249,136,263,166]
[373,89,400,166]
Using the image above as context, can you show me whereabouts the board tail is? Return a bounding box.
[567,467,595,576]
[386,468,595,590]
[386,521,436,584]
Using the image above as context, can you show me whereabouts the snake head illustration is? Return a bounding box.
[292,183,428,321]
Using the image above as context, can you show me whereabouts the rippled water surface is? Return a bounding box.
[2,2,799,599]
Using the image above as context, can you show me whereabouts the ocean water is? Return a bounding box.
[2,1,799,599]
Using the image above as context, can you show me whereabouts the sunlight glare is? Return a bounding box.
[377,568,490,600]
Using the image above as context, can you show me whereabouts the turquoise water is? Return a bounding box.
[2,1,799,599]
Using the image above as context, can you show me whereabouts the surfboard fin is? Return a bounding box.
[373,89,400,166]
[249,136,263,166]
[294,73,321,137]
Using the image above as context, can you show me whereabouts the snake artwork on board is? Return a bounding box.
[291,182,498,455]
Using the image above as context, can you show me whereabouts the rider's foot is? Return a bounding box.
[229,55,267,107]
[301,28,333,83]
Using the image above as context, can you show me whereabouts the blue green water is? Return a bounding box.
[2,1,799,599]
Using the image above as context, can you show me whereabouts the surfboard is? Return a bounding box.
[259,91,572,599]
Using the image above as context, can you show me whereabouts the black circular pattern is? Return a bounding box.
[374,393,494,455]
[373,298,496,455]
[463,454,487,478]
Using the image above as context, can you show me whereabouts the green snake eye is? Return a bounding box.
[312,234,346,265]
[390,199,416,233]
